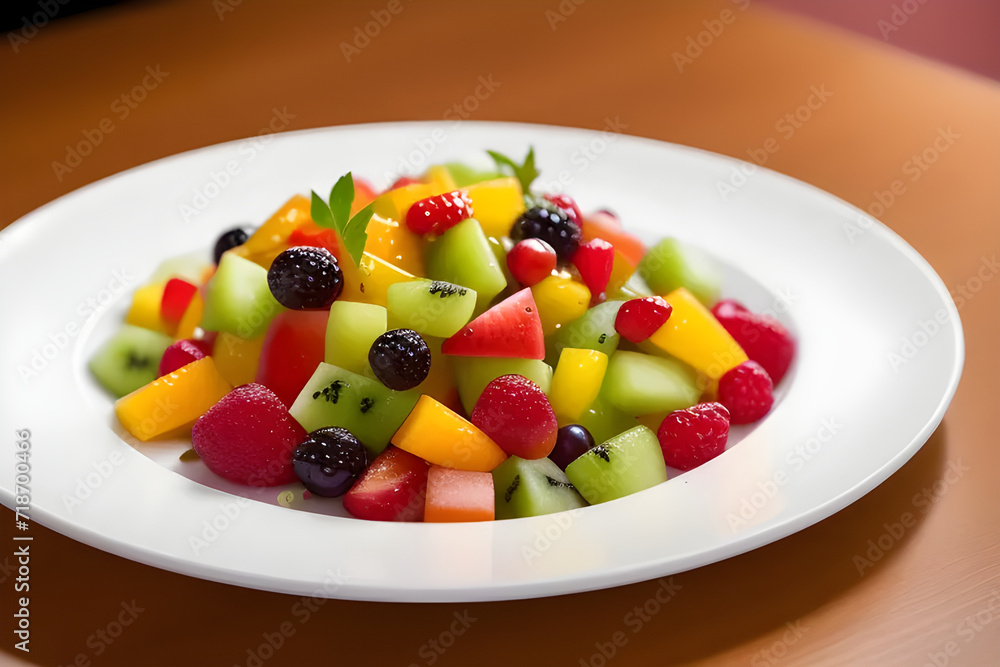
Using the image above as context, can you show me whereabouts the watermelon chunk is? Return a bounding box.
[441,288,545,359]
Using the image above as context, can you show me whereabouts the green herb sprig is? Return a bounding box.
[310,172,374,267]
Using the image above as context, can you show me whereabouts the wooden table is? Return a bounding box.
[3,1,999,664]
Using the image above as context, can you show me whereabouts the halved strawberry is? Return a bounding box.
[405,190,473,235]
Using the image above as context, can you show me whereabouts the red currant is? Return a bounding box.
[506,239,557,286]
[614,296,672,343]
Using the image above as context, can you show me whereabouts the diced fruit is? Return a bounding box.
[406,190,473,236]
[531,275,590,336]
[444,163,502,188]
[573,397,639,446]
[718,360,774,424]
[471,374,558,460]
[426,218,507,310]
[287,221,342,257]
[572,239,614,304]
[549,349,608,422]
[615,296,672,343]
[289,362,420,457]
[240,195,312,266]
[158,338,211,377]
[442,288,545,360]
[463,177,524,238]
[201,252,283,339]
[550,424,595,471]
[115,357,231,441]
[511,205,582,265]
[452,356,553,416]
[148,252,211,285]
[657,402,730,471]
[372,182,438,221]
[211,332,266,387]
[424,466,494,522]
[191,383,305,486]
[125,282,173,335]
[392,395,507,472]
[213,227,250,264]
[173,291,204,341]
[711,299,796,384]
[343,446,429,521]
[292,427,368,497]
[363,213,426,276]
[89,324,174,398]
[492,456,587,519]
[387,279,477,338]
[581,211,645,268]
[602,350,700,416]
[267,246,344,310]
[352,177,378,214]
[606,249,638,298]
[341,252,415,307]
[552,299,623,358]
[368,329,432,391]
[417,336,460,409]
[325,301,387,377]
[507,239,557,287]
[565,425,667,504]
[160,278,198,326]
[641,288,747,381]
[256,310,328,407]
[637,238,721,306]
[543,193,582,226]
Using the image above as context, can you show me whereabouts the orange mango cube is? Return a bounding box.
[212,332,266,386]
[115,357,231,441]
[424,466,494,522]
[391,395,506,472]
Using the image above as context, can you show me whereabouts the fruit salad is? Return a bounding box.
[89,149,796,522]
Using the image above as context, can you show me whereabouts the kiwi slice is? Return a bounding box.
[565,426,667,504]
[387,279,477,338]
[88,324,173,397]
[492,456,587,519]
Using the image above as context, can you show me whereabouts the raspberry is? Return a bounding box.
[368,329,431,391]
[267,246,344,310]
[405,190,473,235]
[657,402,730,471]
[510,206,582,265]
[506,238,557,286]
[158,339,212,376]
[615,296,672,343]
[718,360,774,424]
[192,383,307,486]
[711,299,795,384]
[543,193,583,225]
[470,374,558,460]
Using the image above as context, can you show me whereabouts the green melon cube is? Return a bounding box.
[325,301,387,378]
[637,238,721,306]
[452,357,553,415]
[565,426,667,504]
[88,324,173,397]
[602,351,700,417]
[553,300,624,358]
[425,218,507,311]
[201,252,283,338]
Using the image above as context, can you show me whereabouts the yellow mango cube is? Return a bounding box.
[341,252,415,307]
[212,332,266,386]
[464,177,524,239]
[241,195,312,265]
[125,282,174,335]
[642,287,747,380]
[115,357,231,441]
[531,275,590,336]
[550,349,609,422]
[363,213,426,276]
[426,165,457,192]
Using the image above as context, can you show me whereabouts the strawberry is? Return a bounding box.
[471,374,558,459]
[614,296,672,343]
[572,238,614,304]
[158,339,212,376]
[405,190,473,235]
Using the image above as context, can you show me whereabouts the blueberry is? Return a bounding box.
[293,427,368,497]
[510,206,581,265]
[213,227,250,264]
[368,329,431,391]
[550,424,595,470]
[267,246,344,310]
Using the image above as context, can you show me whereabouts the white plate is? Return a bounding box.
[0,122,963,602]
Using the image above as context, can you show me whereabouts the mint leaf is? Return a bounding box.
[342,204,374,267]
[311,191,335,229]
[329,172,355,232]
[487,147,539,193]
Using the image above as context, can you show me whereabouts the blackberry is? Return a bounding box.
[292,427,368,497]
[267,246,344,310]
[510,206,582,264]
[368,329,431,391]
[212,227,250,264]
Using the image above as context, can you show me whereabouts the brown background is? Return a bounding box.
[2,0,999,665]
